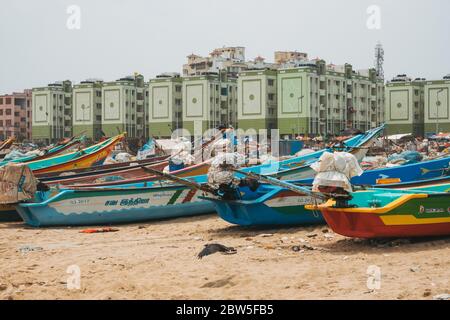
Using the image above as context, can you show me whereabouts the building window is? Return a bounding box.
[6,120,11,127]
[0,98,3,104]
[5,109,11,115]
[175,86,181,93]
[0,110,2,115]
[268,93,275,101]
[268,79,274,86]
[96,115,102,121]
[0,120,3,126]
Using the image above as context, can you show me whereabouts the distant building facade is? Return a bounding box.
[182,72,237,134]
[101,74,146,139]
[237,69,278,132]
[32,81,72,143]
[148,73,183,138]
[424,76,450,134]
[385,75,425,136]
[237,61,384,137]
[73,80,104,141]
[0,90,32,141]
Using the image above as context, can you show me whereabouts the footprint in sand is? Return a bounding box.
[201,276,236,288]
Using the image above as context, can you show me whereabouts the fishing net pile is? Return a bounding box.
[0,163,38,204]
[207,153,245,190]
[311,152,363,193]
[162,137,195,173]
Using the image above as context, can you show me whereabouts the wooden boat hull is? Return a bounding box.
[0,204,21,222]
[207,176,450,227]
[268,125,385,180]
[319,193,450,238]
[206,188,324,226]
[58,161,211,188]
[33,135,123,174]
[15,186,215,227]
[37,155,169,181]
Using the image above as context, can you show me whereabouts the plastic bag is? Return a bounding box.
[311,152,363,193]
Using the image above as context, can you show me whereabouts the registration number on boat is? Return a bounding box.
[70,199,90,205]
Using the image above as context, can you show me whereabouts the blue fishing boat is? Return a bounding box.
[0,136,85,167]
[203,170,450,227]
[15,182,215,227]
[289,154,450,186]
[10,125,385,227]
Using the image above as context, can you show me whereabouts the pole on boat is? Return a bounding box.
[141,166,218,195]
[231,168,329,201]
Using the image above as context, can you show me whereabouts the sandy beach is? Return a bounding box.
[0,213,449,300]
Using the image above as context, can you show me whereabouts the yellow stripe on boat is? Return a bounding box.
[380,215,450,226]
[306,194,429,214]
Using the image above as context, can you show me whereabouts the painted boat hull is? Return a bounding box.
[207,175,450,227]
[0,205,21,222]
[60,161,211,188]
[320,193,450,238]
[33,135,123,174]
[37,156,169,182]
[16,186,215,227]
[205,187,324,226]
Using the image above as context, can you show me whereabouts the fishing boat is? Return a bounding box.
[290,154,450,187]
[15,179,215,227]
[306,184,450,238]
[54,160,211,188]
[4,125,385,226]
[0,137,15,152]
[25,134,125,174]
[202,170,450,227]
[263,125,385,180]
[55,125,386,189]
[0,136,85,166]
[36,155,169,182]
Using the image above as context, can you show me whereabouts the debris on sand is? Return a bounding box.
[433,294,450,300]
[197,243,237,259]
[17,245,43,254]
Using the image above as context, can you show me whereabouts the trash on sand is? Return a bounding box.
[197,243,237,259]
[79,227,119,234]
[17,245,43,254]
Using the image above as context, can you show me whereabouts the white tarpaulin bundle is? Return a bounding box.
[207,152,245,189]
[311,152,363,193]
[0,163,38,204]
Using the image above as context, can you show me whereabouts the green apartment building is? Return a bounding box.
[32,80,73,143]
[72,80,103,140]
[101,75,146,139]
[148,73,183,138]
[385,75,425,136]
[238,62,384,137]
[237,69,278,132]
[182,72,237,134]
[424,77,450,134]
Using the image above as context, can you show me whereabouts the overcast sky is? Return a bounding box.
[1,0,449,93]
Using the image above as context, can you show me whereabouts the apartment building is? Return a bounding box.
[424,75,450,134]
[385,75,425,136]
[101,74,146,139]
[237,61,384,137]
[237,69,278,132]
[148,73,183,138]
[182,72,238,134]
[0,90,32,141]
[183,46,247,77]
[72,79,104,140]
[32,81,72,143]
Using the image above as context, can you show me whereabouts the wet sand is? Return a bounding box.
[0,214,449,300]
